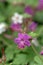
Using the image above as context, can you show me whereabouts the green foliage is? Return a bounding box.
[5,4,24,17]
[5,46,14,62]
[34,56,43,64]
[24,0,38,7]
[0,2,5,14]
[0,15,5,22]
[36,25,43,45]
[13,54,28,65]
[6,0,24,3]
[30,56,43,65]
[29,32,38,38]
[34,11,43,24]
[23,13,32,18]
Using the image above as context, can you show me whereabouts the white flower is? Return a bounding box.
[0,22,7,34]
[32,38,39,47]
[12,13,23,24]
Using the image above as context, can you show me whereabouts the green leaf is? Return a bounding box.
[34,56,43,64]
[13,54,28,65]
[22,47,36,62]
[5,46,14,62]
[30,56,43,65]
[30,62,38,65]
[29,32,38,38]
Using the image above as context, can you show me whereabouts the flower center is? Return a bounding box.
[16,17,19,20]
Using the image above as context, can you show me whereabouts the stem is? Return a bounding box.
[24,18,29,32]
[31,43,43,62]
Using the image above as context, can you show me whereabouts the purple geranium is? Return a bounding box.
[24,6,34,15]
[37,0,43,10]
[29,22,37,31]
[14,33,32,49]
[10,23,21,32]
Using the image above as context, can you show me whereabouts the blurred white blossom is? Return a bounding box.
[12,12,23,24]
[0,22,7,34]
[32,38,39,47]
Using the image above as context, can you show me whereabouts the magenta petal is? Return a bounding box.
[18,41,25,49]
[18,33,24,39]
[10,24,21,31]
[24,6,34,15]
[14,38,21,44]
[18,33,31,40]
[37,0,43,10]
[38,5,43,10]
[25,40,31,47]
[18,44,25,49]
[18,33,24,36]
[24,34,32,40]
[29,22,37,31]
[39,0,43,7]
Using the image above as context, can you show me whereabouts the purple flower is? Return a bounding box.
[29,22,37,31]
[24,6,34,15]
[14,33,31,49]
[37,0,43,10]
[10,23,21,32]
[40,50,43,55]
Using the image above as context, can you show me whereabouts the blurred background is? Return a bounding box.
[0,0,43,65]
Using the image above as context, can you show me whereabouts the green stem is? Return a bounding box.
[31,43,43,62]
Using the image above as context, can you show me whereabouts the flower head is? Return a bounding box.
[10,23,21,32]
[12,13,23,24]
[0,22,7,34]
[29,22,37,31]
[14,33,31,49]
[24,6,34,15]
